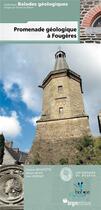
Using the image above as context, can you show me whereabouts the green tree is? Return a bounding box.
[0,133,5,164]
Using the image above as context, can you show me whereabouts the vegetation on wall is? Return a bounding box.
[31,136,101,165]
[76,136,101,164]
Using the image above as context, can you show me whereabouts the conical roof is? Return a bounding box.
[54,50,69,70]
[39,50,82,93]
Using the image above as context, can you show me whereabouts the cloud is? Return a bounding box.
[24,148,30,153]
[21,87,39,111]
[4,83,21,100]
[0,107,6,115]
[0,44,45,111]
[29,116,41,126]
[0,44,101,135]
[0,111,22,138]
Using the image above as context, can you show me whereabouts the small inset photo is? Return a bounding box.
[80,0,101,43]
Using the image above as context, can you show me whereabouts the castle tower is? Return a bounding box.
[40,50,85,121]
[30,50,91,164]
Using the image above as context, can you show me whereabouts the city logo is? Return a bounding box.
[74,181,90,197]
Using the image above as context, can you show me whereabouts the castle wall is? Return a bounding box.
[30,116,91,164]
[36,116,90,142]
[69,78,85,116]
[42,75,85,120]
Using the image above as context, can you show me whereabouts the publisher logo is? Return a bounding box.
[62,198,91,207]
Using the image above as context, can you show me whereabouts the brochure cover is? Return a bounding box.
[0,0,101,210]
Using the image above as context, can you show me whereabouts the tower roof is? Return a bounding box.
[39,50,83,93]
[54,50,69,70]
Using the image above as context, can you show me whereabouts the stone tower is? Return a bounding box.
[30,50,91,164]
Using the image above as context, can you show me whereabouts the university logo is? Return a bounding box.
[60,167,73,182]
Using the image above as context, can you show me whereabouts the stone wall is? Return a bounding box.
[30,116,91,164]
[42,74,85,120]
[69,78,85,116]
[80,0,101,43]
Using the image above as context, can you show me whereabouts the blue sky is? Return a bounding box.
[0,44,101,152]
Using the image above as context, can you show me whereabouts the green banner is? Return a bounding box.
[24,165,101,210]
[0,0,80,23]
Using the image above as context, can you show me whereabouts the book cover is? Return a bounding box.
[0,0,101,209]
